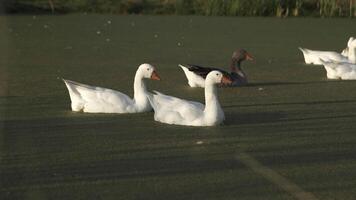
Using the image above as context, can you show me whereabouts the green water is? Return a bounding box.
[1,15,356,199]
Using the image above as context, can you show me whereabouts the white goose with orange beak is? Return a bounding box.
[148,71,232,126]
[63,63,160,113]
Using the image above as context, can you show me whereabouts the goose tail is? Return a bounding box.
[62,79,85,111]
[298,47,308,54]
[178,64,198,87]
[178,64,190,72]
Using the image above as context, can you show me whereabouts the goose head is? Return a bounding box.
[206,70,232,85]
[230,49,253,72]
[137,63,161,80]
[232,49,254,62]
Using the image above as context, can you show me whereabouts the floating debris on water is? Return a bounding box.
[96,31,101,35]
[196,141,204,145]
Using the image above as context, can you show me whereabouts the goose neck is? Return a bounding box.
[204,83,220,111]
[230,59,242,72]
[133,71,147,101]
[204,83,223,125]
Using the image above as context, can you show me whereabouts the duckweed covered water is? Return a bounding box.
[1,15,356,200]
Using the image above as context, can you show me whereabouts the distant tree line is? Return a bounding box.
[2,0,356,17]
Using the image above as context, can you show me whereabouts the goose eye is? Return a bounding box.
[216,73,219,76]
[147,68,150,71]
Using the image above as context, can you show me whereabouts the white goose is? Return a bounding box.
[299,37,355,65]
[299,48,349,65]
[63,63,160,113]
[148,71,232,126]
[320,59,356,80]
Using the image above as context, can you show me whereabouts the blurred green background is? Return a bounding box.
[2,0,356,17]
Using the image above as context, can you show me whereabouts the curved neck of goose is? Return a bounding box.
[231,58,247,79]
[133,71,148,103]
[204,82,222,121]
[230,58,242,72]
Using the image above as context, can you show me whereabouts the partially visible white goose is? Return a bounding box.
[147,71,232,126]
[63,63,160,113]
[299,37,355,65]
[319,59,356,80]
[299,47,349,65]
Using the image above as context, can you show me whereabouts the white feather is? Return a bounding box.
[179,64,205,88]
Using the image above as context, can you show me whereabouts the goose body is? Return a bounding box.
[319,59,356,80]
[63,63,160,113]
[299,47,349,65]
[179,49,253,88]
[148,71,232,126]
[300,37,356,65]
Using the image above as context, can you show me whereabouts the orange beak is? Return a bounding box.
[221,75,232,84]
[245,52,254,61]
[150,70,161,80]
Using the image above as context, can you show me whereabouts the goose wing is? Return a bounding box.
[187,64,227,78]
[148,91,205,124]
[63,79,135,113]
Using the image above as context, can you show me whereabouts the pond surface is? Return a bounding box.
[1,15,356,199]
